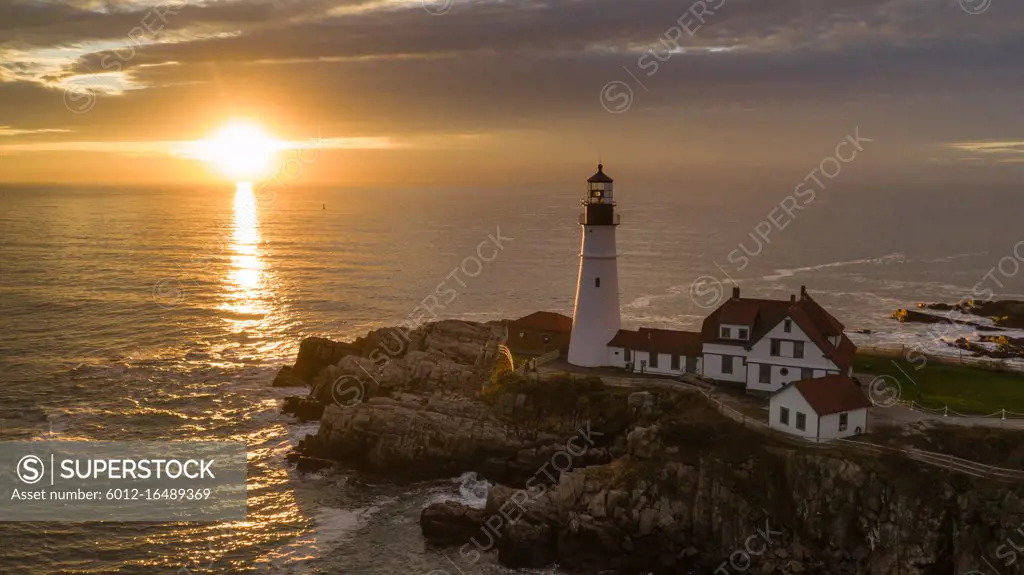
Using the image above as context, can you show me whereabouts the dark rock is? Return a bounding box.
[272,365,307,387]
[945,335,1024,360]
[282,396,325,421]
[420,501,488,546]
[892,308,979,327]
[498,521,557,568]
[295,456,334,474]
[891,308,1010,336]
[918,302,955,311]
[293,337,363,381]
[912,300,1024,329]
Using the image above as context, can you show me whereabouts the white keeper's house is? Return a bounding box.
[769,374,871,440]
[700,286,856,393]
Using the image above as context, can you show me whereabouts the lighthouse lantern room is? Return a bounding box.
[568,164,622,367]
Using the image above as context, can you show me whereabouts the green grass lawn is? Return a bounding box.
[854,353,1024,414]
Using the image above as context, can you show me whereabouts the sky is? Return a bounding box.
[1,0,1023,187]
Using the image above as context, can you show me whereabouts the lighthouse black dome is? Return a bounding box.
[587,164,613,183]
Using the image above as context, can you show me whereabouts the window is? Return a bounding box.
[722,355,734,374]
[779,406,790,425]
[759,364,771,384]
[738,328,749,340]
[650,353,659,368]
[671,354,680,370]
[795,412,806,431]
[794,342,805,359]
[518,331,525,339]
[720,326,731,339]
[839,413,849,432]
[595,277,601,288]
[801,368,813,380]
[770,339,780,356]
[624,348,631,361]
[784,319,792,333]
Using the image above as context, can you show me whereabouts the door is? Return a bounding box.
[686,356,698,373]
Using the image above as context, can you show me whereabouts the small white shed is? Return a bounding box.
[769,375,870,441]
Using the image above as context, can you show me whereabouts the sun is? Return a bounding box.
[196,120,280,182]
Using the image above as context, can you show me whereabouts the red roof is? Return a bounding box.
[509,311,573,333]
[607,328,702,356]
[700,297,791,346]
[799,292,845,334]
[608,329,640,348]
[718,300,762,325]
[700,287,856,371]
[782,375,872,416]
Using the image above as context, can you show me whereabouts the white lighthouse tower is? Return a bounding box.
[568,164,621,367]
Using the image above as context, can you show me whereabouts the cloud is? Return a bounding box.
[0,126,73,136]
[0,134,399,155]
[944,141,1024,165]
[2,0,1024,184]
[947,141,1024,155]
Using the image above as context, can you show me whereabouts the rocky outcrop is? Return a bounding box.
[421,501,488,545]
[272,365,307,387]
[303,386,617,482]
[919,299,1024,329]
[891,308,998,331]
[287,321,504,405]
[309,394,516,477]
[898,300,1024,332]
[292,337,363,381]
[893,301,1024,360]
[945,334,1024,360]
[281,396,324,421]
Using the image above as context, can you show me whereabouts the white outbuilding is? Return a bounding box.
[769,375,871,441]
[605,327,703,376]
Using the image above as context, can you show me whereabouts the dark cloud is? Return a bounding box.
[1,0,1023,184]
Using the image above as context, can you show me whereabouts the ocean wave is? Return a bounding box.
[927,251,990,263]
[762,253,906,281]
[424,471,492,509]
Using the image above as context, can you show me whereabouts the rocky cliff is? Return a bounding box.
[425,392,1024,574]
[281,321,1024,574]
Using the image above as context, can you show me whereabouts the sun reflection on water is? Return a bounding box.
[222,182,270,331]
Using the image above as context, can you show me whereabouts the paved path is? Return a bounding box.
[868,404,1024,430]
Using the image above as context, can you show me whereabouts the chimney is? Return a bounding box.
[732,287,740,300]
[790,294,796,303]
[800,285,807,299]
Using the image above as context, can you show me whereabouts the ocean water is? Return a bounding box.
[1,182,1022,573]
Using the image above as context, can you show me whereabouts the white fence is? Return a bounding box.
[899,401,1024,421]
